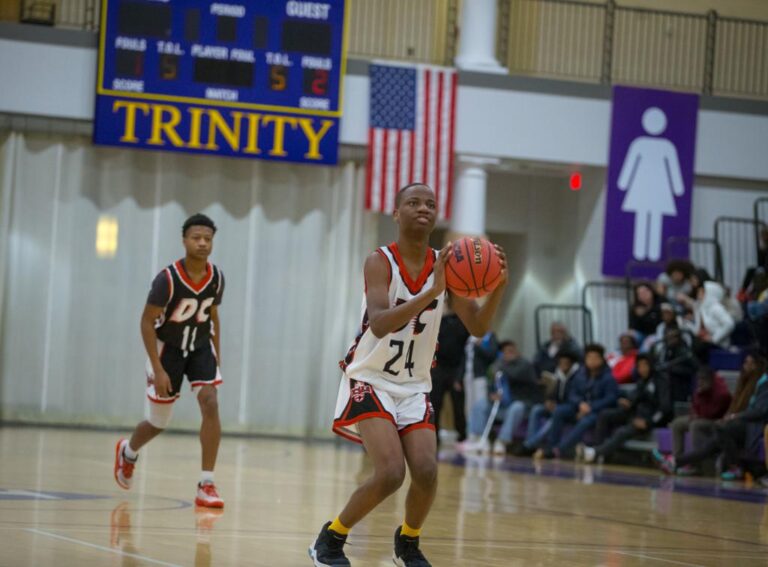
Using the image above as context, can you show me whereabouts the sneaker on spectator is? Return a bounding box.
[720,466,744,481]
[651,449,676,475]
[491,440,506,455]
[759,476,768,489]
[675,465,697,476]
[574,443,585,462]
[532,448,545,460]
[582,446,597,464]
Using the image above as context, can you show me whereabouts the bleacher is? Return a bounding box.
[528,195,768,466]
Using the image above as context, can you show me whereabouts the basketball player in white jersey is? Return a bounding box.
[309,184,508,567]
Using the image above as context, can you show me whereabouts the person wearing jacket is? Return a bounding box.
[667,366,731,470]
[606,331,639,384]
[655,363,768,480]
[466,341,540,454]
[521,349,581,454]
[430,306,471,444]
[630,283,663,338]
[535,344,619,459]
[678,281,736,361]
[653,327,699,403]
[533,322,582,377]
[581,354,670,463]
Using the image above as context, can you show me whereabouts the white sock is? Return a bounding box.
[200,471,215,485]
[123,443,139,461]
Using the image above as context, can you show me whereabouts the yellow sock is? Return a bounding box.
[328,516,350,536]
[401,521,421,538]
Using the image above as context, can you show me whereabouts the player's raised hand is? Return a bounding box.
[153,368,172,399]
[494,243,509,287]
[431,242,453,295]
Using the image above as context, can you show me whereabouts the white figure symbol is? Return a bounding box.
[617,107,685,261]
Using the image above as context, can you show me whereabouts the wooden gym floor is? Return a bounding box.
[1,426,767,566]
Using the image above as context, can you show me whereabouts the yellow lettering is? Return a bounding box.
[263,115,298,157]
[187,107,205,149]
[243,113,262,155]
[147,104,184,147]
[112,100,150,143]
[298,118,334,160]
[206,110,242,151]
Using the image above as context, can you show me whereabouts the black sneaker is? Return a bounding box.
[308,521,350,567]
[393,526,431,567]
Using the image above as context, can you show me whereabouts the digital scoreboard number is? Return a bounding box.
[94,0,347,165]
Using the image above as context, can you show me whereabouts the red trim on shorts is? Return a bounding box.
[398,422,437,437]
[190,378,223,389]
[332,412,397,445]
[399,394,435,437]
[387,243,434,295]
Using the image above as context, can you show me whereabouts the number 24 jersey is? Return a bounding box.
[340,244,445,397]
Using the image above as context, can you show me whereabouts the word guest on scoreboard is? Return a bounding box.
[94,0,347,165]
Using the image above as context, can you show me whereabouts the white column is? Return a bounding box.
[450,156,498,237]
[454,0,506,73]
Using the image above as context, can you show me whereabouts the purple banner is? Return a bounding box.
[602,86,699,278]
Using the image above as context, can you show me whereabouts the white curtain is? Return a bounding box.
[0,131,377,437]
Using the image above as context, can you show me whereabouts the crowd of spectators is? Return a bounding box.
[431,246,768,486]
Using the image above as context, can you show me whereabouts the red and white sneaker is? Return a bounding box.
[195,482,224,508]
[113,439,136,490]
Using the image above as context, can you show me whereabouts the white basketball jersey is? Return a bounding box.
[341,243,446,397]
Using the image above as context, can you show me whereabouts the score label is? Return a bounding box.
[94,0,347,165]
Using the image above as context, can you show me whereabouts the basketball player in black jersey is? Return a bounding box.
[114,214,226,508]
[310,184,508,567]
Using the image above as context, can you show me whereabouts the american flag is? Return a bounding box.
[366,63,458,220]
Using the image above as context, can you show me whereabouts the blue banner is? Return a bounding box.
[93,0,346,165]
[94,95,339,163]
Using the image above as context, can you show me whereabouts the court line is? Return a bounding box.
[613,550,705,567]
[25,528,183,567]
[20,527,767,563]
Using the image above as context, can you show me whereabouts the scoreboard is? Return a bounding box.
[94,0,347,164]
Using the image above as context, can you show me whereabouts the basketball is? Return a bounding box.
[445,237,503,298]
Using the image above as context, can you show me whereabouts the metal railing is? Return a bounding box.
[498,0,768,99]
[755,197,768,251]
[581,281,629,348]
[7,0,768,97]
[499,0,605,82]
[534,304,593,350]
[714,216,768,293]
[347,0,458,65]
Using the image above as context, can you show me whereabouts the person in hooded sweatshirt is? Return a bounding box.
[681,281,736,362]
[520,349,581,455]
[535,343,618,459]
[666,366,731,473]
[580,354,670,463]
[465,341,540,454]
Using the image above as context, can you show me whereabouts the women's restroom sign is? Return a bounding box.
[602,86,699,278]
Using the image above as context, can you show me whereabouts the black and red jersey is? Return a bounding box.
[147,259,225,351]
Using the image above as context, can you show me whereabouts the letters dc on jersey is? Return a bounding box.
[147,260,224,351]
[341,244,445,397]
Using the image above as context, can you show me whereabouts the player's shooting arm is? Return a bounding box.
[365,252,443,339]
